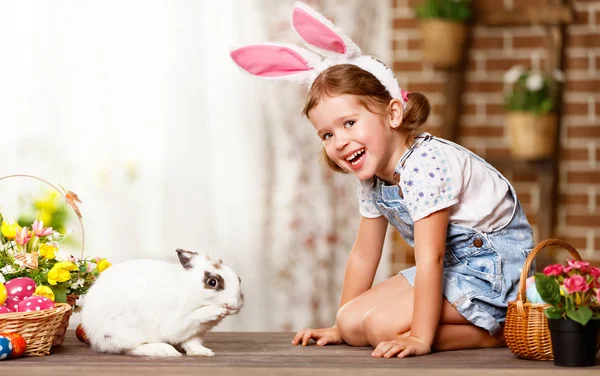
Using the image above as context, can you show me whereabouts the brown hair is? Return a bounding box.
[303,64,430,173]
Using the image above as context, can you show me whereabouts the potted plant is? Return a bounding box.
[413,0,471,67]
[535,260,600,367]
[503,65,564,160]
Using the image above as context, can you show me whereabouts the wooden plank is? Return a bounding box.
[479,5,573,26]
[4,331,598,375]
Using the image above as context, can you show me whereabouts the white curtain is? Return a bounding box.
[0,0,267,331]
[0,0,390,332]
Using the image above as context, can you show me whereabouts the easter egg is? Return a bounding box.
[0,333,26,358]
[0,337,13,360]
[0,283,6,305]
[0,306,12,314]
[4,277,36,300]
[17,296,55,312]
[525,276,545,304]
[3,296,21,312]
[76,324,90,344]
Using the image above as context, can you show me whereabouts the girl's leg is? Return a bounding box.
[336,274,468,346]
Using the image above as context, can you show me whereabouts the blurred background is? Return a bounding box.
[0,0,597,332]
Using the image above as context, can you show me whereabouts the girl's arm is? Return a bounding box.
[339,215,389,307]
[410,207,449,346]
[292,215,388,346]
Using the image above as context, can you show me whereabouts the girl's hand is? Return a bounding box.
[291,326,344,346]
[371,336,431,358]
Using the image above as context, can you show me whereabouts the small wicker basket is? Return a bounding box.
[0,303,71,356]
[0,174,85,355]
[504,238,600,360]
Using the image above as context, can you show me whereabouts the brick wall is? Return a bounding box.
[390,0,599,273]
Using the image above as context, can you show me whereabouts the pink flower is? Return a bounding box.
[590,267,600,279]
[15,226,31,245]
[565,259,590,273]
[563,275,590,294]
[543,264,564,277]
[32,220,53,237]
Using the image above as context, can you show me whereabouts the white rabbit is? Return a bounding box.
[80,249,243,357]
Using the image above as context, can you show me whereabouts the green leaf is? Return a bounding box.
[566,306,593,326]
[51,283,68,303]
[544,306,565,319]
[534,273,561,305]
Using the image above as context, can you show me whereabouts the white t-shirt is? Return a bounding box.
[358,136,514,232]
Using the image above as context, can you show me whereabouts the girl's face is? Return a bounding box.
[309,94,403,182]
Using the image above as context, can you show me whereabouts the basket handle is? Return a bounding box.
[0,174,85,259]
[516,238,581,302]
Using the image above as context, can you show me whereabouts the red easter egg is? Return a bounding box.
[0,306,12,314]
[76,324,90,344]
[0,333,26,358]
[17,296,55,312]
[3,296,21,312]
[4,278,36,300]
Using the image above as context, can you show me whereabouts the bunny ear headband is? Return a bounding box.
[229,1,409,111]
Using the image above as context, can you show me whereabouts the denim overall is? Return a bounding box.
[371,135,535,334]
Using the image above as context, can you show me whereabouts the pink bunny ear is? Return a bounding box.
[230,44,320,82]
[292,2,361,58]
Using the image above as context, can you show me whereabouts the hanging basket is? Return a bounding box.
[419,19,467,68]
[0,174,85,355]
[504,239,600,360]
[505,111,557,160]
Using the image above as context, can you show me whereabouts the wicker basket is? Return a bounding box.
[0,174,85,354]
[0,303,71,356]
[504,239,600,360]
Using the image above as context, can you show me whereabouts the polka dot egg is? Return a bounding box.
[3,296,21,312]
[4,277,36,300]
[17,296,55,312]
[0,337,12,360]
[0,306,12,314]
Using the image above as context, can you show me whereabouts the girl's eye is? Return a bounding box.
[322,133,333,140]
[344,120,355,129]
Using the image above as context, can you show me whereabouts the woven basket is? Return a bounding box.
[0,303,71,356]
[504,239,600,360]
[0,174,85,354]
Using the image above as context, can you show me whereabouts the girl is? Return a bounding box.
[230,2,534,358]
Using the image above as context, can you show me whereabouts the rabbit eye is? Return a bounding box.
[204,271,224,290]
[208,278,218,288]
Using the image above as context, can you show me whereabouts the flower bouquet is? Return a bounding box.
[0,174,110,355]
[534,260,600,366]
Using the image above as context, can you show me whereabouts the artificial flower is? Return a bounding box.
[15,226,31,245]
[525,73,544,91]
[97,259,112,273]
[504,65,525,84]
[32,220,53,237]
[1,221,17,239]
[543,264,563,277]
[34,285,55,301]
[39,243,58,260]
[563,275,589,294]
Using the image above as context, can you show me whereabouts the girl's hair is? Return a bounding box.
[302,64,431,173]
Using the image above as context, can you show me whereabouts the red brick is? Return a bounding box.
[464,80,504,93]
[485,59,532,71]
[460,127,504,138]
[393,18,418,30]
[566,79,600,92]
[470,36,504,49]
[563,102,589,115]
[406,82,446,93]
[407,39,421,50]
[560,193,589,206]
[487,103,505,115]
[513,35,547,49]
[563,148,590,161]
[567,33,600,48]
[565,56,589,70]
[393,61,424,72]
[567,126,600,139]
[556,235,588,250]
[568,171,600,183]
[565,214,600,227]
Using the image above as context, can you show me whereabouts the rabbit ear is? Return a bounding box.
[176,249,197,270]
[291,2,361,58]
[230,43,321,83]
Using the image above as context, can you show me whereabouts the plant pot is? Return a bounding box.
[548,318,599,367]
[505,111,557,160]
[419,19,467,68]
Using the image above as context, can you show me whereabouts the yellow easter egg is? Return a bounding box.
[0,283,7,306]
